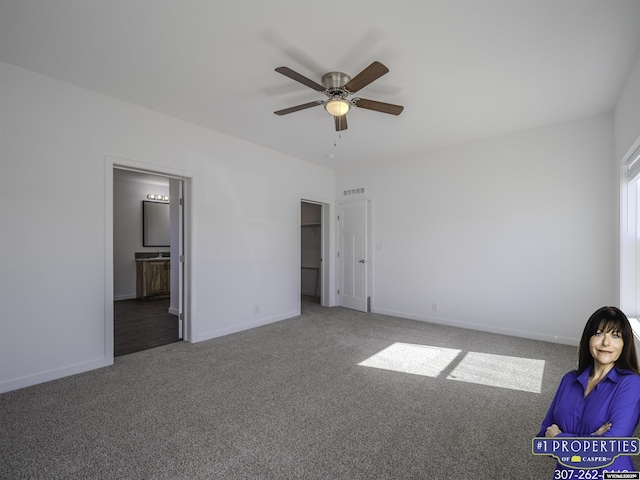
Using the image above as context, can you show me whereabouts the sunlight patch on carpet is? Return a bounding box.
[446,352,545,393]
[358,343,545,393]
[358,342,461,377]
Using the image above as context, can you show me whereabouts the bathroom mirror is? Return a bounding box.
[143,201,170,247]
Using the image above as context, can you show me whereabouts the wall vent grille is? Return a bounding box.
[343,187,366,196]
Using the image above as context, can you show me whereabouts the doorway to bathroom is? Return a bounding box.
[112,167,188,356]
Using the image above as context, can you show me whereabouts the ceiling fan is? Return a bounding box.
[274,61,404,131]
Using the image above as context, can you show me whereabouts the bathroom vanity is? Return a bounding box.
[135,254,170,299]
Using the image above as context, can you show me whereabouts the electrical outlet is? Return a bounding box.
[254,305,260,314]
[431,303,438,312]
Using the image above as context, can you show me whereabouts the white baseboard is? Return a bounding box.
[195,310,299,343]
[371,307,579,346]
[0,357,113,394]
[114,294,137,301]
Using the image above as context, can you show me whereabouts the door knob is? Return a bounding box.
[358,259,366,263]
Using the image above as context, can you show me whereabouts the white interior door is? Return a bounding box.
[177,180,184,339]
[338,199,368,312]
[169,178,185,339]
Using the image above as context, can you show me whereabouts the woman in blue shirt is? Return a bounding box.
[538,306,640,477]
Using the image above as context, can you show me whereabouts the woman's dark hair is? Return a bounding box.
[577,306,640,375]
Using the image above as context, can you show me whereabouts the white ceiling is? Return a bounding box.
[2,0,639,171]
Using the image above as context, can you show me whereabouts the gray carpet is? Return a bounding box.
[1,300,587,479]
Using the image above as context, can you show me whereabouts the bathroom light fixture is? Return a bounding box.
[147,194,169,201]
[324,98,350,116]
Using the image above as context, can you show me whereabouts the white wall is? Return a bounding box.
[0,62,335,393]
[337,114,616,345]
[614,48,640,163]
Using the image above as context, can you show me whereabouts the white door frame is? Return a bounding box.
[105,156,193,362]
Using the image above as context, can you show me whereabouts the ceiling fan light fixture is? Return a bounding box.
[324,98,350,116]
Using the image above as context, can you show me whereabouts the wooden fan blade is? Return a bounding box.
[343,61,389,93]
[353,98,404,115]
[334,115,348,131]
[275,67,325,92]
[274,101,323,116]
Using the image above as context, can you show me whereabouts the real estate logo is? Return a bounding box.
[532,437,640,469]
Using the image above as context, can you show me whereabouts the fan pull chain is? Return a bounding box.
[334,115,344,147]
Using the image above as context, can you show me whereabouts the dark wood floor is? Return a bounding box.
[114,297,180,357]
[114,296,319,357]
[301,295,320,304]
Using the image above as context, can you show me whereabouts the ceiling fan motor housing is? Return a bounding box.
[322,72,351,97]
